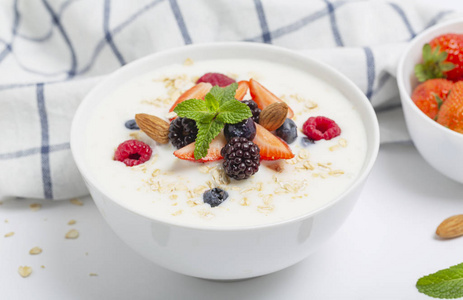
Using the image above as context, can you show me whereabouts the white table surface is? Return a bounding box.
[2,1,463,299]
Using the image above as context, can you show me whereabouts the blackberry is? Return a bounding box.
[203,188,229,207]
[168,117,198,149]
[276,119,298,144]
[125,119,140,130]
[224,118,256,142]
[242,100,261,123]
[221,137,260,180]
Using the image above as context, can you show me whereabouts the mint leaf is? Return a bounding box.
[204,93,219,112]
[216,99,252,124]
[209,86,224,104]
[194,120,224,160]
[173,99,215,122]
[416,262,463,299]
[221,82,238,104]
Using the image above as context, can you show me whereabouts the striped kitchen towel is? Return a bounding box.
[0,0,460,200]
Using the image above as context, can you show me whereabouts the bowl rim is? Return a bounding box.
[397,18,463,139]
[71,42,380,231]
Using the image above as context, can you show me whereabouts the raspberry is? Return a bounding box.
[168,117,198,149]
[302,116,341,141]
[242,99,261,123]
[114,140,152,166]
[221,137,260,180]
[196,73,235,87]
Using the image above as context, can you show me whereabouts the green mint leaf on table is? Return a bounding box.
[216,99,252,124]
[416,262,463,299]
[173,83,251,160]
[194,120,224,160]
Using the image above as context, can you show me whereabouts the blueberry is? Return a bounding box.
[125,119,139,130]
[203,188,229,207]
[301,137,315,147]
[275,119,297,144]
[224,118,256,142]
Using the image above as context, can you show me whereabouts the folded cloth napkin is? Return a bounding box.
[0,0,460,200]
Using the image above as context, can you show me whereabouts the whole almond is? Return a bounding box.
[436,214,463,239]
[135,114,170,144]
[259,102,288,131]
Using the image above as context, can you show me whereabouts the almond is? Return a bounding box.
[436,214,463,239]
[135,114,170,144]
[259,102,288,131]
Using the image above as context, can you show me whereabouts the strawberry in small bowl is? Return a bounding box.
[398,19,463,183]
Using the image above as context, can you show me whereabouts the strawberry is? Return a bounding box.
[437,81,463,134]
[253,123,294,160]
[248,79,294,118]
[415,33,463,82]
[173,133,225,162]
[235,80,249,100]
[168,82,212,113]
[411,79,453,119]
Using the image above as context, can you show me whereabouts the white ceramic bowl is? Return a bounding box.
[398,19,463,184]
[71,42,379,280]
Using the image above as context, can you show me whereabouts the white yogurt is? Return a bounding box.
[85,58,367,228]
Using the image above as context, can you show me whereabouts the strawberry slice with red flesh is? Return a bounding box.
[173,133,226,162]
[253,123,294,160]
[235,81,249,100]
[168,82,212,113]
[249,79,294,118]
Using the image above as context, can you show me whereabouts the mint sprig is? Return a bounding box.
[416,263,463,299]
[173,83,252,160]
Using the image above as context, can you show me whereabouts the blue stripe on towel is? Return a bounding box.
[169,0,192,45]
[363,47,375,99]
[0,143,70,160]
[389,3,415,39]
[253,0,272,44]
[104,0,126,66]
[324,0,344,47]
[36,83,53,199]
[42,0,78,77]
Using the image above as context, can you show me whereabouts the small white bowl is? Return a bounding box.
[71,42,379,280]
[398,19,463,184]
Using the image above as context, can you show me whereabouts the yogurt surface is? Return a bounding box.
[85,58,367,228]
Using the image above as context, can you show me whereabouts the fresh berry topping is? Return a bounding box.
[301,137,315,147]
[242,99,261,123]
[248,79,294,118]
[253,123,294,160]
[114,140,152,167]
[411,79,453,119]
[203,188,229,207]
[168,117,198,149]
[173,133,225,162]
[125,119,140,130]
[437,81,463,133]
[302,116,341,141]
[235,81,249,100]
[196,73,236,87]
[224,118,256,142]
[221,137,260,180]
[275,118,298,144]
[169,82,212,114]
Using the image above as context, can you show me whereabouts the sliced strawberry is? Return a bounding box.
[173,133,225,162]
[253,123,294,160]
[235,81,249,100]
[168,82,212,113]
[249,79,294,118]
